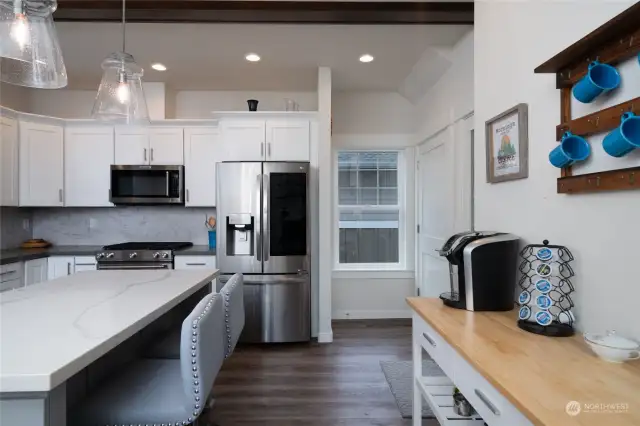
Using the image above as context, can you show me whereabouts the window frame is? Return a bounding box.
[333,149,406,271]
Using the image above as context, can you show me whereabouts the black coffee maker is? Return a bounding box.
[437,231,519,311]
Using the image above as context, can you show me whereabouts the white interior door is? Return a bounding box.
[416,115,473,298]
[0,117,19,206]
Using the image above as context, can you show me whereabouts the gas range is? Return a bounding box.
[96,242,193,270]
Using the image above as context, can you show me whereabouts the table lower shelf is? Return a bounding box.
[415,376,485,426]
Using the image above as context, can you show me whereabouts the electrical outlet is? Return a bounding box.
[22,219,30,231]
[89,218,98,229]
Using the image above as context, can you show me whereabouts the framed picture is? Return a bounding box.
[485,103,529,183]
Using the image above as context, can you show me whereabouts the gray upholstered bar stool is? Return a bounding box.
[149,273,245,360]
[70,293,225,426]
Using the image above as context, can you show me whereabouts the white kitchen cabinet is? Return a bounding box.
[24,258,48,286]
[174,255,216,270]
[19,120,64,206]
[0,262,24,292]
[114,127,149,165]
[149,127,184,165]
[0,116,19,206]
[73,256,97,272]
[47,256,74,280]
[220,120,266,161]
[184,127,221,207]
[19,121,64,207]
[64,126,114,207]
[266,119,310,161]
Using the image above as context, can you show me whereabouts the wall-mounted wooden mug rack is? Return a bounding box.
[535,2,640,194]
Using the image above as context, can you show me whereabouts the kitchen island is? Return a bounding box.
[0,269,219,425]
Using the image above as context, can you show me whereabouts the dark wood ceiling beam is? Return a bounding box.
[53,1,474,24]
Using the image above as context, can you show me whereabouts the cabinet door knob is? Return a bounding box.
[260,143,264,157]
[150,148,154,162]
[267,142,271,157]
[59,189,63,202]
[186,189,190,202]
[144,148,148,162]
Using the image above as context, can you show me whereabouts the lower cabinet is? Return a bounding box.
[0,262,24,292]
[174,255,216,270]
[47,256,75,280]
[24,258,48,286]
[73,256,97,272]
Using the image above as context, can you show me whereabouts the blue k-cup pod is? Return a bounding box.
[536,295,553,310]
[536,247,553,261]
[535,279,552,294]
[518,290,531,305]
[519,306,531,321]
[535,310,553,326]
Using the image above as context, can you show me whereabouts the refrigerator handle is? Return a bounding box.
[262,173,270,261]
[255,173,262,262]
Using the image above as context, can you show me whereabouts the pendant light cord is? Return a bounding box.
[121,0,126,52]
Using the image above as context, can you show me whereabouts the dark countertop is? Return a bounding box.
[0,246,103,266]
[0,244,215,266]
[174,245,216,256]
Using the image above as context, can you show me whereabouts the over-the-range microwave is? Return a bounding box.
[109,165,184,205]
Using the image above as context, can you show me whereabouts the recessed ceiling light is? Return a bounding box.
[245,53,261,62]
[359,54,374,63]
[151,63,167,71]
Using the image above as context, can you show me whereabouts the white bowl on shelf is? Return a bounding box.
[584,330,640,363]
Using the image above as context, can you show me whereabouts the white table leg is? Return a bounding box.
[412,319,422,426]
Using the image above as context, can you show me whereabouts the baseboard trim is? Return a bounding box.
[317,331,334,343]
[331,310,412,320]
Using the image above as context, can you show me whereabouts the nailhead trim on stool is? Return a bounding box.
[104,296,217,426]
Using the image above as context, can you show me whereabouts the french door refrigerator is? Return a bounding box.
[216,161,310,343]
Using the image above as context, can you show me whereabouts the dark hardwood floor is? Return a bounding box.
[205,320,439,426]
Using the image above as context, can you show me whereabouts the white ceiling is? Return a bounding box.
[56,23,470,92]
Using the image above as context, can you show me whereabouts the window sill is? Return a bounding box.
[332,270,415,280]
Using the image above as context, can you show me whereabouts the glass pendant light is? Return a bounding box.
[91,0,149,124]
[0,0,68,89]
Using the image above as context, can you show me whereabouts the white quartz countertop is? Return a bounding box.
[0,269,219,393]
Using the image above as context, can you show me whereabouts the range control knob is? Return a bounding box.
[96,252,105,259]
[129,252,138,259]
[106,252,115,259]
[153,252,161,259]
[162,252,170,259]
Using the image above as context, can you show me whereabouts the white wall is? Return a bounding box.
[332,91,414,134]
[175,91,317,118]
[0,83,31,112]
[414,30,474,143]
[475,1,640,339]
[330,91,416,320]
[24,88,318,118]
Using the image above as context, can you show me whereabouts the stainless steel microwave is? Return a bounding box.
[110,165,184,205]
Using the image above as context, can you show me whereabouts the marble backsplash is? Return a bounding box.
[0,207,33,249]
[31,207,216,246]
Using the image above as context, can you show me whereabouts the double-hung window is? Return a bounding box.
[335,150,404,270]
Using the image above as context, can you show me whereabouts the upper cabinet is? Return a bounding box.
[64,126,114,207]
[114,127,148,165]
[184,127,222,207]
[0,116,19,206]
[149,127,184,165]
[19,121,64,207]
[220,118,310,162]
[115,127,184,165]
[266,119,310,161]
[220,120,266,161]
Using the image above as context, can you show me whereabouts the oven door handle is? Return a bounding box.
[97,264,172,270]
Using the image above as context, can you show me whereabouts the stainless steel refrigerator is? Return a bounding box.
[216,161,310,343]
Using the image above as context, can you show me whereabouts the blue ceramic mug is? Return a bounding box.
[549,131,591,168]
[603,112,640,157]
[572,61,621,103]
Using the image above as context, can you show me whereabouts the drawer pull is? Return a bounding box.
[422,332,436,347]
[186,263,207,266]
[475,389,500,416]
